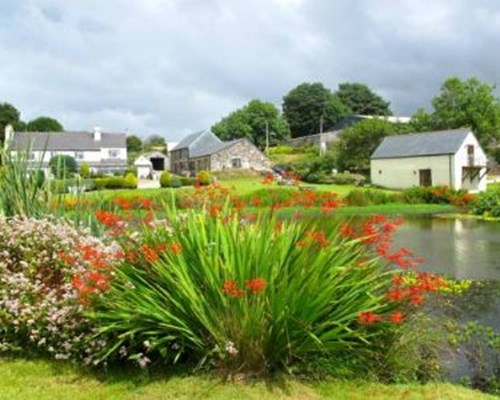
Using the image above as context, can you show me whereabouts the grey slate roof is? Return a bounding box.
[11,131,126,151]
[171,129,231,157]
[371,128,471,159]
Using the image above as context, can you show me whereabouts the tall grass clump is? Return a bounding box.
[0,145,51,218]
[87,201,429,374]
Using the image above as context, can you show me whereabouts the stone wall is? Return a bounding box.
[285,131,340,149]
[210,139,270,172]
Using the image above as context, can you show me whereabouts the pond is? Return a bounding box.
[393,216,500,281]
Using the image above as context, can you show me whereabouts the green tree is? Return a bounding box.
[335,82,392,116]
[144,135,167,153]
[0,102,21,142]
[27,116,64,132]
[335,119,399,172]
[283,83,351,138]
[212,99,290,148]
[49,155,77,179]
[79,162,91,179]
[412,77,500,150]
[409,108,434,132]
[126,135,143,153]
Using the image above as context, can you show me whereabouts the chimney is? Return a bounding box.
[93,125,101,141]
[4,124,14,143]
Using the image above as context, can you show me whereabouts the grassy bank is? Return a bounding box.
[0,358,494,400]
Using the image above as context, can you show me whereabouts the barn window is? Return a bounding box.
[231,158,242,168]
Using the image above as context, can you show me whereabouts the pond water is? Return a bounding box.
[392,216,500,281]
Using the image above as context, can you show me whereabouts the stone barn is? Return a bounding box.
[170,129,270,175]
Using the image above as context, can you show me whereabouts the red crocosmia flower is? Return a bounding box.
[222,280,244,298]
[386,288,406,301]
[358,311,382,325]
[409,293,424,306]
[392,275,405,286]
[295,240,306,248]
[390,312,405,324]
[170,243,183,255]
[262,173,274,185]
[245,278,267,295]
[339,223,355,238]
[95,210,122,227]
[142,244,159,263]
[139,198,153,210]
[251,197,262,207]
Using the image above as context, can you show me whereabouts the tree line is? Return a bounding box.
[211,77,500,163]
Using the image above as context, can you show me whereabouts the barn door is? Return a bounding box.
[419,169,432,187]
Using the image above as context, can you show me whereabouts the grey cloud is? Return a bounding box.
[0,0,499,140]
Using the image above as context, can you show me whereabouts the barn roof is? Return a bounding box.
[371,128,471,159]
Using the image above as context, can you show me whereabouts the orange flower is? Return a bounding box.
[170,243,183,255]
[358,311,381,325]
[245,278,267,294]
[142,244,159,263]
[389,312,405,324]
[222,280,244,298]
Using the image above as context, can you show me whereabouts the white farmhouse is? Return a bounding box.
[370,128,488,192]
[4,125,127,174]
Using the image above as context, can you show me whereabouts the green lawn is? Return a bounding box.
[0,358,494,400]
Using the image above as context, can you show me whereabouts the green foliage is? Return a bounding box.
[330,172,366,186]
[402,186,473,206]
[0,102,21,142]
[143,135,167,153]
[345,189,399,206]
[90,206,398,373]
[180,176,196,186]
[124,173,138,188]
[212,99,290,148]
[196,170,212,185]
[49,155,77,179]
[335,82,392,116]
[283,82,351,137]
[93,176,137,190]
[0,147,51,217]
[411,77,500,151]
[79,162,91,179]
[289,151,337,182]
[159,171,172,188]
[470,189,500,217]
[335,119,399,172]
[126,135,143,153]
[26,116,63,132]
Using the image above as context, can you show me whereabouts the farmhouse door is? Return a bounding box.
[419,169,432,187]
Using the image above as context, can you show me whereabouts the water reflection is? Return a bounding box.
[392,217,500,281]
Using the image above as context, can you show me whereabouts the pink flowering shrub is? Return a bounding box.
[0,217,121,363]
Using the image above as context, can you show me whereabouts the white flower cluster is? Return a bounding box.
[0,217,121,363]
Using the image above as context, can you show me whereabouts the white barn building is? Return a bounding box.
[370,128,488,192]
[5,125,127,174]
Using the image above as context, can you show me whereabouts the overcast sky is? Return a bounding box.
[1,0,499,141]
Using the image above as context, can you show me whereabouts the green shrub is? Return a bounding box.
[471,190,500,217]
[330,172,366,186]
[49,155,77,179]
[180,176,196,186]
[79,162,91,179]
[90,207,401,373]
[159,171,172,188]
[402,186,474,206]
[196,170,212,185]
[93,177,137,190]
[124,173,138,188]
[345,189,399,206]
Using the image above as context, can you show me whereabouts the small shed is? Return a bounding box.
[134,156,153,179]
[370,128,488,192]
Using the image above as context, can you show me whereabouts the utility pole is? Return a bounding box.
[265,120,269,155]
[319,115,324,134]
